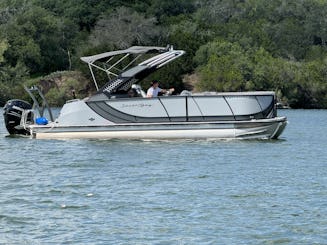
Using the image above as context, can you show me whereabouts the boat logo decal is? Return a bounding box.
[121,103,152,108]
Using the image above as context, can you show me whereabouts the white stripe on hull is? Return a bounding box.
[32,117,287,140]
[36,128,236,139]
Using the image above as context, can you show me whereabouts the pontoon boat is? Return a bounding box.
[3,46,287,139]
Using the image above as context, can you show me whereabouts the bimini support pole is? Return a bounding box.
[88,63,99,91]
[23,85,54,122]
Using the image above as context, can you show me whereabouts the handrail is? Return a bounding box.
[23,85,54,122]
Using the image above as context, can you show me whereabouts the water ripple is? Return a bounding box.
[0,109,327,244]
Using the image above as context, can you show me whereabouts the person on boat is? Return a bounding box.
[146,80,174,98]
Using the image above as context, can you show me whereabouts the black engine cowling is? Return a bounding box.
[3,99,33,135]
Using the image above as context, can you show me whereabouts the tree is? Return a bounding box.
[195,41,251,92]
[89,7,161,49]
[1,0,327,107]
[2,5,77,74]
[148,0,196,23]
[0,39,7,62]
[0,39,29,104]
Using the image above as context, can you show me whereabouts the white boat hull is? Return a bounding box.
[29,117,287,140]
[3,46,288,141]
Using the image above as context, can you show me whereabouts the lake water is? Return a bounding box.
[0,109,326,244]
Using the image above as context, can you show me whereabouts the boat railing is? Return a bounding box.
[23,85,54,122]
[20,108,34,131]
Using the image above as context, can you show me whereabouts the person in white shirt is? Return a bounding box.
[147,80,174,98]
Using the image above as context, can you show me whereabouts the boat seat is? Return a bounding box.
[180,90,192,96]
[132,84,147,97]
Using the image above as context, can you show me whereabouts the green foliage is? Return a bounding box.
[0,0,327,108]
[195,41,249,92]
[23,71,92,106]
[0,39,29,104]
[2,5,76,74]
[0,39,8,63]
[195,39,327,108]
[89,7,161,49]
[0,61,29,104]
[148,0,196,23]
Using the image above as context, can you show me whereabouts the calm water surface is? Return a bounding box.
[0,109,326,244]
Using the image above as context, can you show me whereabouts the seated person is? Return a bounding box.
[127,88,136,97]
[146,80,174,98]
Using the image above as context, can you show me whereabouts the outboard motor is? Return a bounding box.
[3,99,33,135]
